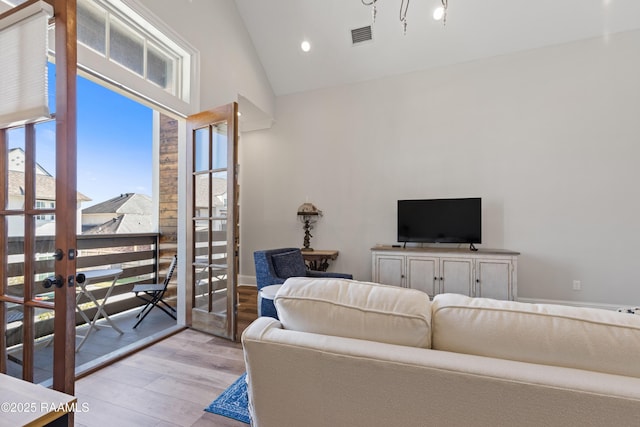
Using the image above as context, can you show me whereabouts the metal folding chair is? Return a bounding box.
[131,255,177,328]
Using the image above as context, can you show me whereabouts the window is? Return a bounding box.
[75,0,195,112]
[77,0,106,54]
[35,200,55,221]
[147,41,174,91]
[108,15,144,76]
[3,0,197,115]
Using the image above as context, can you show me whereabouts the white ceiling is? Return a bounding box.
[234,0,640,96]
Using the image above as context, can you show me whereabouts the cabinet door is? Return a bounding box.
[374,255,405,287]
[440,258,473,296]
[475,259,512,300]
[406,256,438,296]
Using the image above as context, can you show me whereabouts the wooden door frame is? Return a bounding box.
[185,103,239,341]
[0,0,77,414]
[49,0,78,399]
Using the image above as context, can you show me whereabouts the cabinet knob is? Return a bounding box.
[401,275,405,278]
[476,279,480,283]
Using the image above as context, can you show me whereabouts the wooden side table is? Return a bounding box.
[301,250,339,272]
[0,373,76,426]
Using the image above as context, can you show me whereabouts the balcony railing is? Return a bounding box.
[5,233,162,346]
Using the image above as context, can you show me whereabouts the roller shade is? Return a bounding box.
[0,1,53,129]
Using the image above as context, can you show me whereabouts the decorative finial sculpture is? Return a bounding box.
[297,202,323,251]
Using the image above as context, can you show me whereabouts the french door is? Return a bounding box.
[187,103,239,340]
[0,0,78,407]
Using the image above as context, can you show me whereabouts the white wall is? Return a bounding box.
[240,29,640,306]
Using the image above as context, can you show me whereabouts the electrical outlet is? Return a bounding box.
[572,280,581,291]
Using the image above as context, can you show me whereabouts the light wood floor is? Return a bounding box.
[75,286,258,427]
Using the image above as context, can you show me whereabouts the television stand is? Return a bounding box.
[469,243,478,252]
[371,246,519,301]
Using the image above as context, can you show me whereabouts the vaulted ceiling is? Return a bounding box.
[234,0,640,96]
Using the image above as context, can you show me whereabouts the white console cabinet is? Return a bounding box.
[371,246,519,300]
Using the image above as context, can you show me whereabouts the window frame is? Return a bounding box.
[73,0,199,117]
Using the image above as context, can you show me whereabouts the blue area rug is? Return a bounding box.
[205,372,250,424]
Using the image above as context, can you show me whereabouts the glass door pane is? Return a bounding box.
[188,103,238,340]
[2,120,58,383]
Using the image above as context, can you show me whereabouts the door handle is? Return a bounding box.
[43,275,64,288]
[54,249,64,260]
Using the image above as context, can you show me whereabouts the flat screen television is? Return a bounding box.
[397,198,481,249]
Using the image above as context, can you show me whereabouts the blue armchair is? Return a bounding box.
[253,248,353,291]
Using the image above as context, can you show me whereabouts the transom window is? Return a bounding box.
[2,0,198,115]
[77,0,184,98]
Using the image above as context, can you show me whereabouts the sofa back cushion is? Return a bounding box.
[432,293,640,378]
[274,277,432,348]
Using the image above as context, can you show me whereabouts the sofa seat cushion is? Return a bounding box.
[274,277,432,348]
[432,293,640,378]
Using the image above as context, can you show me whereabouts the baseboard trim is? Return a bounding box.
[239,275,256,286]
[516,297,624,311]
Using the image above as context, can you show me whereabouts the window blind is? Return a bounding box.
[0,1,53,129]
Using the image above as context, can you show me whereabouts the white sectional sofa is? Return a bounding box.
[241,277,640,427]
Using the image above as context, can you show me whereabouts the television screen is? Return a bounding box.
[397,198,481,244]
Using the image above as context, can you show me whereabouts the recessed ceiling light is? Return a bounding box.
[300,40,311,52]
[433,6,445,21]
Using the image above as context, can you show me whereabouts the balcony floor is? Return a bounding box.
[6,306,179,384]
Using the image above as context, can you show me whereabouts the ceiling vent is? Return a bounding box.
[351,25,373,45]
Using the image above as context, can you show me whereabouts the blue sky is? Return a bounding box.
[74,72,152,207]
[21,63,153,208]
[8,63,153,208]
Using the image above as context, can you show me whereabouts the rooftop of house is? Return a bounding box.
[7,147,90,201]
[83,213,153,234]
[195,176,227,208]
[82,193,152,215]
[7,171,91,202]
[82,193,153,234]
